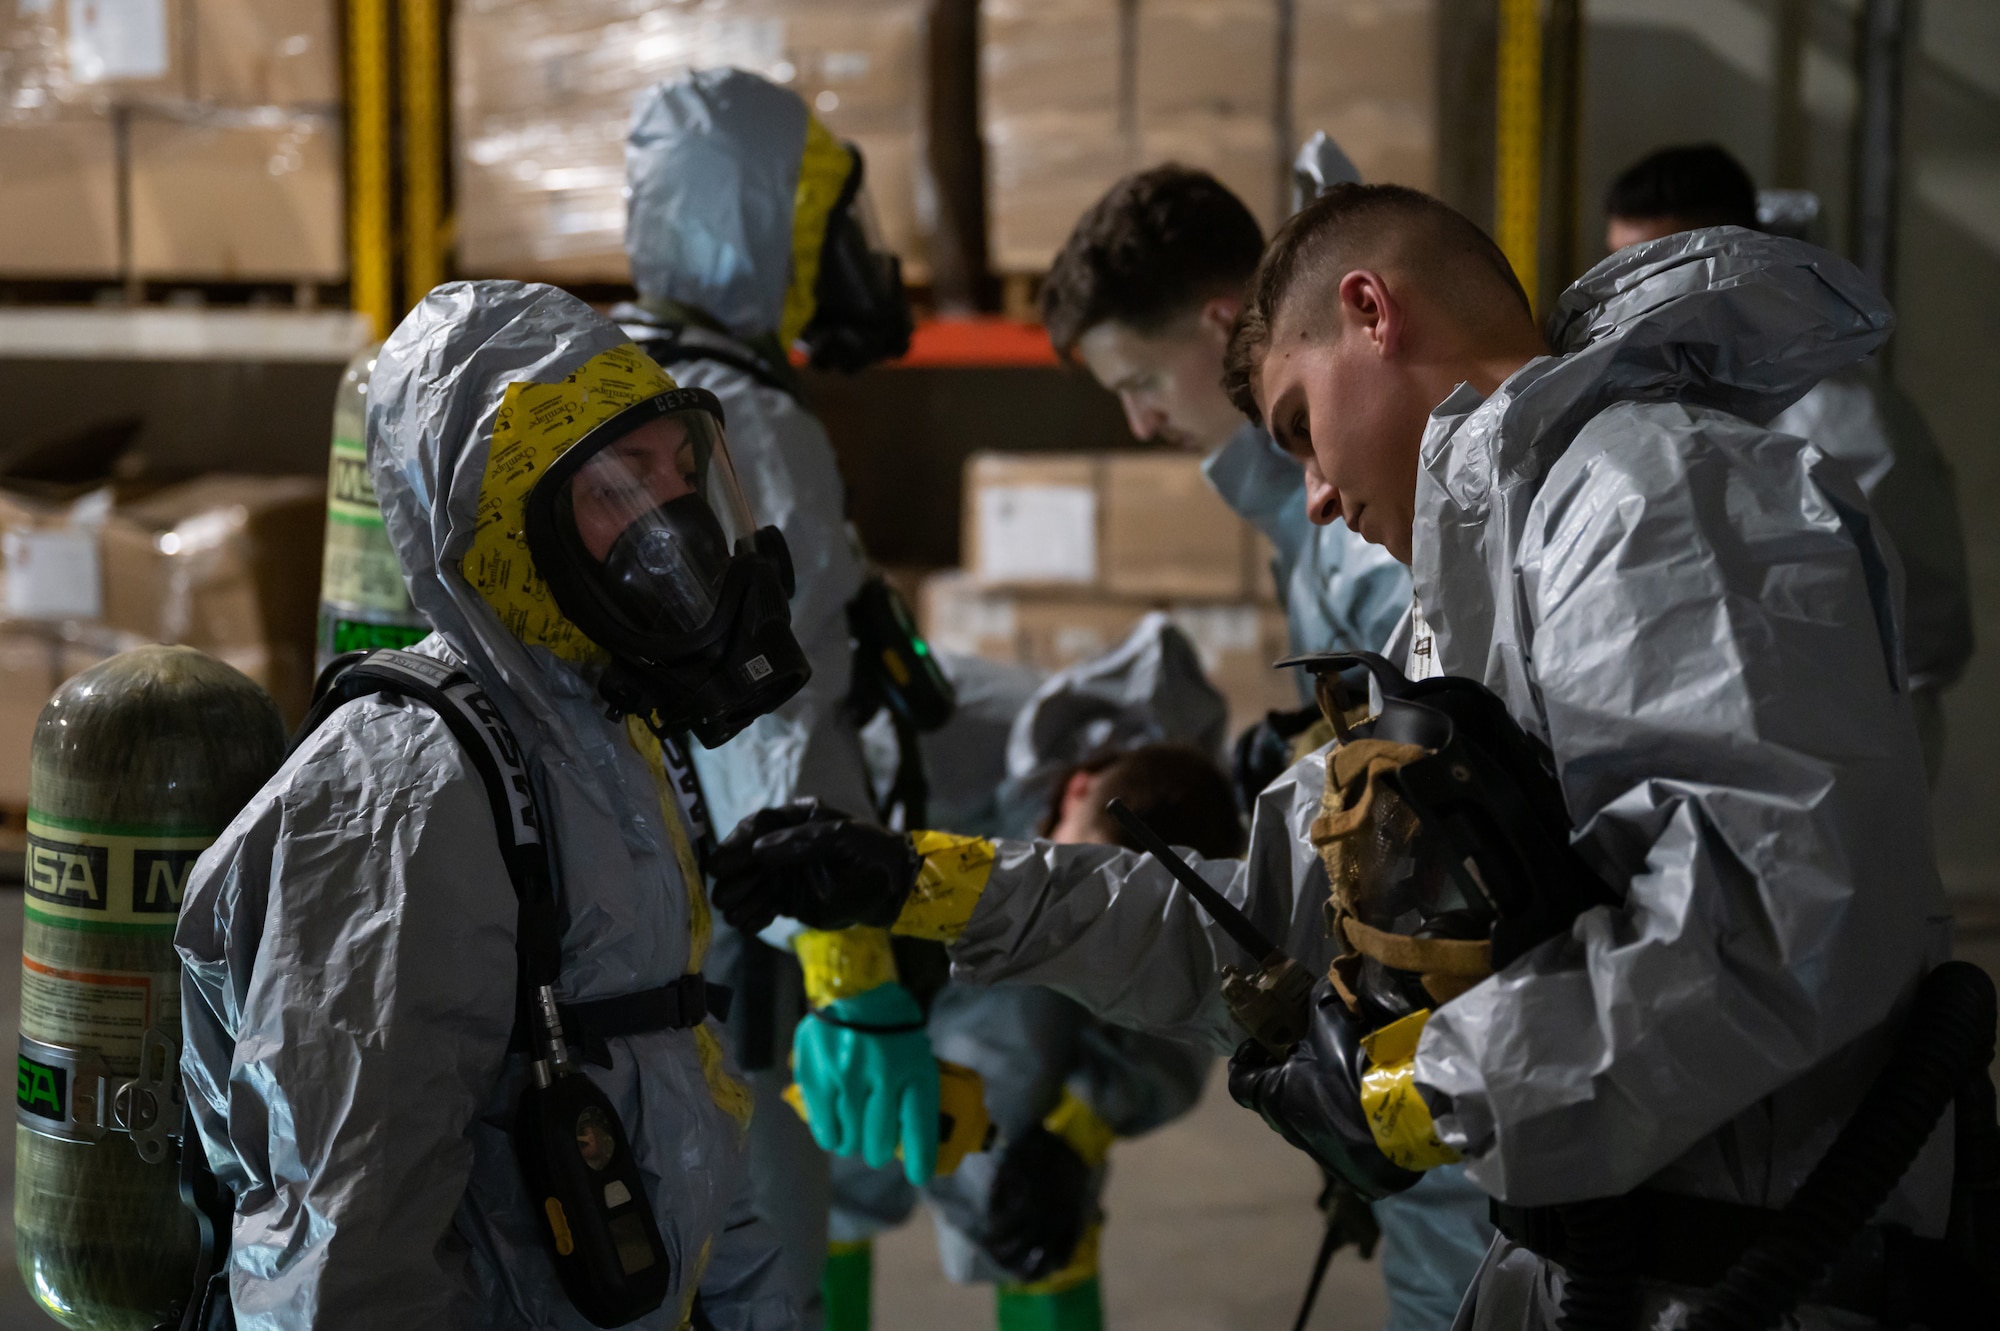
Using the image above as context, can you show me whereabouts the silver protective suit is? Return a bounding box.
[1769,366,1972,781]
[620,70,874,1325]
[939,230,1951,1330]
[1204,424,1411,686]
[175,282,793,1330]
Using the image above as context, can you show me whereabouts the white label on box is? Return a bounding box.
[976,485,1096,583]
[69,0,169,83]
[3,528,103,621]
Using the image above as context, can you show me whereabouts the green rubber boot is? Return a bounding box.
[822,1239,874,1331]
[995,1277,1104,1331]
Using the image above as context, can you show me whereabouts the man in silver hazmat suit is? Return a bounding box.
[1603,142,1972,781]
[616,66,934,1326]
[1040,161,1491,1329]
[712,189,1954,1330]
[176,282,799,1329]
[1041,163,1411,695]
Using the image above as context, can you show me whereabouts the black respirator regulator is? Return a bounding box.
[523,387,810,748]
[799,144,914,373]
[1289,651,1618,1024]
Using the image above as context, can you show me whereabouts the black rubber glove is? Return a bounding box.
[1227,978,1424,1201]
[1231,705,1324,815]
[979,1125,1092,1282]
[709,799,922,935]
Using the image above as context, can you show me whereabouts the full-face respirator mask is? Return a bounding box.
[523,386,810,747]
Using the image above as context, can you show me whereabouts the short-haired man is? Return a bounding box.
[1041,164,1492,1331]
[715,184,1951,1330]
[1041,164,1411,678]
[1603,142,1972,781]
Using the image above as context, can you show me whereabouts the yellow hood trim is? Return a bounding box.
[779,113,853,348]
[461,342,677,661]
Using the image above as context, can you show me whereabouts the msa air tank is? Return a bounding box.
[15,646,284,1329]
[317,341,427,670]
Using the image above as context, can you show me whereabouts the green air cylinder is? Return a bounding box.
[317,341,428,671]
[15,646,285,1330]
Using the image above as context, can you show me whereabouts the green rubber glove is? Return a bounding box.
[793,981,940,1185]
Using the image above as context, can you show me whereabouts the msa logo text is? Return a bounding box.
[25,836,109,911]
[133,848,199,913]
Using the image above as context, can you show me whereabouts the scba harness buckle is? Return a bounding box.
[18,1028,182,1162]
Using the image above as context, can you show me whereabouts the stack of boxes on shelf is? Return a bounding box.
[454,0,935,284]
[982,0,1440,274]
[0,0,344,282]
[922,451,1298,736]
[0,471,326,807]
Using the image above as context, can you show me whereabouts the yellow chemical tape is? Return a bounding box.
[780,113,854,347]
[794,926,899,1009]
[894,831,995,943]
[462,342,676,661]
[22,812,216,932]
[1358,1009,1461,1173]
[1043,1088,1116,1170]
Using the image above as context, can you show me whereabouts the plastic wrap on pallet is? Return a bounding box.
[1,0,336,117]
[130,105,344,280]
[1291,0,1436,189]
[981,0,1122,119]
[1134,0,1278,121]
[1137,112,1281,234]
[453,0,934,284]
[979,0,1128,273]
[1,0,342,281]
[0,113,120,276]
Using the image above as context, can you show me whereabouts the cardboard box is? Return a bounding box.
[919,571,1296,736]
[129,108,344,279]
[1169,601,1296,731]
[0,116,120,276]
[919,568,1021,659]
[191,0,340,106]
[0,625,136,810]
[1136,112,1282,233]
[1101,452,1249,599]
[1292,0,1434,109]
[100,475,325,722]
[981,0,1122,118]
[1292,0,1436,190]
[1135,0,1278,121]
[985,109,1132,272]
[0,0,192,106]
[964,453,1102,589]
[453,0,933,283]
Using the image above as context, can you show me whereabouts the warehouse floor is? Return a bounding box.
[1,888,1995,1331]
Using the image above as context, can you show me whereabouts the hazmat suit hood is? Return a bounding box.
[626,68,857,348]
[1414,226,1895,701]
[368,282,628,722]
[994,614,1229,832]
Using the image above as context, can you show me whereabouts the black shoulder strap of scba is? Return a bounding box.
[295,648,564,989]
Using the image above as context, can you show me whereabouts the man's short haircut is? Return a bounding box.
[1222,183,1528,422]
[1037,742,1244,860]
[1041,165,1266,357]
[1603,143,1757,229]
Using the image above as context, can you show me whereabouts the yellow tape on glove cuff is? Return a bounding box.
[793,926,900,1008]
[1043,1088,1116,1170]
[893,831,995,943]
[1358,1009,1461,1172]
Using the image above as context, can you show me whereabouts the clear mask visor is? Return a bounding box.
[554,401,756,637]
